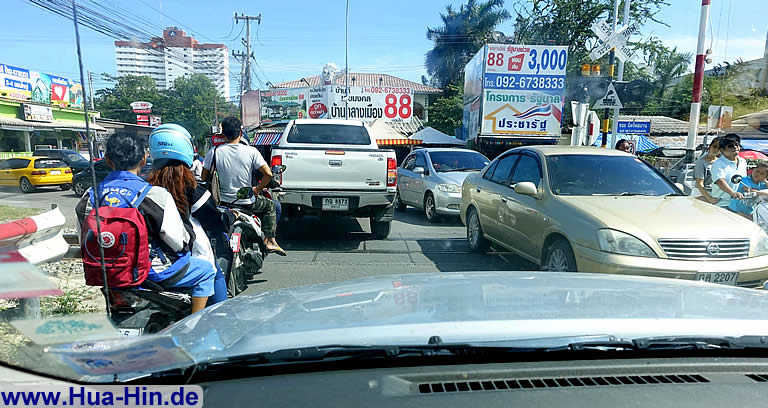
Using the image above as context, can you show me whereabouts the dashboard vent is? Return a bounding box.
[417,374,709,394]
[746,374,768,382]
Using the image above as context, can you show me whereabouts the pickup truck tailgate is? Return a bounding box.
[278,147,388,190]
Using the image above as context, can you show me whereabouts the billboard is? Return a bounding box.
[241,90,261,129]
[260,88,308,124]
[480,44,568,137]
[327,85,413,122]
[0,62,84,109]
[0,63,31,101]
[462,47,485,140]
[707,105,733,130]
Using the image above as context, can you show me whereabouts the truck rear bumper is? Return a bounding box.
[276,190,395,220]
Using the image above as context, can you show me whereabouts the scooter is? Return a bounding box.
[101,282,191,335]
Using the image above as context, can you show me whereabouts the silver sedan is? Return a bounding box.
[395,148,490,222]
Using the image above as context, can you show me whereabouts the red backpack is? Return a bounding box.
[81,184,152,288]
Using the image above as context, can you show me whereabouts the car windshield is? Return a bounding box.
[62,151,87,162]
[429,151,490,172]
[287,124,371,145]
[2,0,768,387]
[547,155,677,196]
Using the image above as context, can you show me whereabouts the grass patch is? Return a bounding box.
[41,287,99,317]
[0,205,43,223]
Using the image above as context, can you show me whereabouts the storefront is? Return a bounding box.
[0,99,105,156]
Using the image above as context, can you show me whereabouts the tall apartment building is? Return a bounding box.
[115,27,230,99]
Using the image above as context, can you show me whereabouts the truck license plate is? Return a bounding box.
[694,272,739,286]
[119,328,142,336]
[322,198,349,211]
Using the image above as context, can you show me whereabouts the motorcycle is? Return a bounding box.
[101,166,282,335]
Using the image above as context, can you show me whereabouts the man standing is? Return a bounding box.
[202,116,286,256]
[711,134,746,208]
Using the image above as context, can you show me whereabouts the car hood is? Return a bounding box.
[165,272,768,363]
[557,195,762,239]
[434,170,480,185]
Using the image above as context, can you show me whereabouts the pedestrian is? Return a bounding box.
[615,139,632,153]
[729,162,768,219]
[693,136,721,203]
[711,134,747,208]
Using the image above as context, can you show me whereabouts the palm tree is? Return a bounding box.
[651,46,693,97]
[425,0,511,88]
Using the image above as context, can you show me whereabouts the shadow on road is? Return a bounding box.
[277,215,368,251]
[394,208,463,227]
[412,238,539,273]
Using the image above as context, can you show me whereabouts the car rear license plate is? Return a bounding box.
[322,197,349,211]
[119,328,142,336]
[694,272,739,286]
[49,170,61,175]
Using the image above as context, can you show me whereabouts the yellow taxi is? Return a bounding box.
[0,156,73,193]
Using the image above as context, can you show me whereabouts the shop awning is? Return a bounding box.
[0,116,106,132]
[369,119,422,147]
[248,128,284,146]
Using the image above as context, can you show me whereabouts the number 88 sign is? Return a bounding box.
[384,94,412,119]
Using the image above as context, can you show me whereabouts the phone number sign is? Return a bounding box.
[483,45,567,91]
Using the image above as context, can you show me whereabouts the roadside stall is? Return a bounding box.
[369,119,421,165]
[409,127,465,147]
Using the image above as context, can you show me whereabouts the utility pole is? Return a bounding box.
[234,13,261,93]
[87,70,95,110]
[600,1,619,148]
[610,0,630,140]
[686,0,711,164]
[345,0,349,119]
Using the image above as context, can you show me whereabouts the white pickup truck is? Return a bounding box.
[271,119,397,239]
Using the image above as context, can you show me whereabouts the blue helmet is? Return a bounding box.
[149,124,194,168]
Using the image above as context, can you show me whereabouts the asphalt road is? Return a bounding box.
[1,187,538,294]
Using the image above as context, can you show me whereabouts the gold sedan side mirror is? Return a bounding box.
[514,181,538,197]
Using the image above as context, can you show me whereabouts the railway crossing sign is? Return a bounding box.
[589,20,638,61]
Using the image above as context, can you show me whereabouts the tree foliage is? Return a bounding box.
[95,74,234,144]
[425,0,511,88]
[428,84,464,136]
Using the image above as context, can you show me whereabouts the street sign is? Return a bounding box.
[617,120,651,134]
[589,21,639,61]
[593,83,623,109]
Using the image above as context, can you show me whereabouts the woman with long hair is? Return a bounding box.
[148,124,228,306]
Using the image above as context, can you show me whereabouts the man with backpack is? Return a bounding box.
[76,132,219,314]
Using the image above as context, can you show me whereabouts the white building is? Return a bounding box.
[115,27,230,99]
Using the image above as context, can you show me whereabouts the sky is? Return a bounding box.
[2,0,766,100]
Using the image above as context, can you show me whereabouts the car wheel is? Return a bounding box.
[543,239,578,272]
[371,219,392,239]
[73,181,86,196]
[394,189,407,211]
[466,207,489,252]
[60,183,71,191]
[19,177,35,193]
[424,193,440,223]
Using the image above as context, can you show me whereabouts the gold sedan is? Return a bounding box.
[460,146,768,288]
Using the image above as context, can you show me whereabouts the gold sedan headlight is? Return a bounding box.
[755,230,768,256]
[597,229,657,258]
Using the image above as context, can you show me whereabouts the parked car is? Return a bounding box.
[0,157,72,193]
[72,158,153,197]
[271,119,398,239]
[396,148,489,222]
[460,145,768,287]
[32,149,90,173]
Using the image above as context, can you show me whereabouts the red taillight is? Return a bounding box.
[30,170,45,175]
[271,155,282,167]
[387,158,397,187]
[65,169,72,174]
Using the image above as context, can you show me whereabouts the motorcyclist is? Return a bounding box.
[75,132,220,314]
[202,116,286,256]
[147,124,228,305]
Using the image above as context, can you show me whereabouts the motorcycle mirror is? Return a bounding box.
[271,165,282,175]
[237,186,254,200]
[731,175,743,184]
